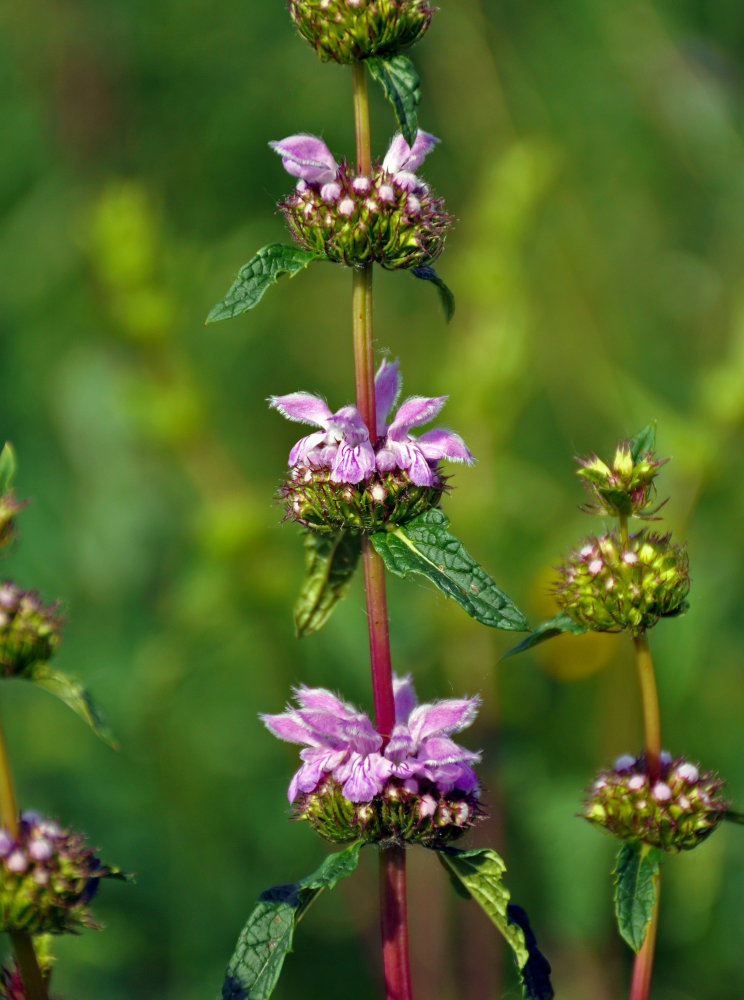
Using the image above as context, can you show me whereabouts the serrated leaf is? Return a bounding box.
[411,266,455,321]
[436,848,553,999]
[630,423,657,461]
[294,530,361,638]
[206,245,325,323]
[366,55,420,146]
[502,612,588,658]
[613,842,661,953]
[0,443,17,494]
[222,842,362,1000]
[370,510,527,631]
[29,664,118,749]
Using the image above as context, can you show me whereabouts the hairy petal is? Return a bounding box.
[269,134,339,185]
[387,396,447,439]
[374,358,402,434]
[392,673,417,723]
[288,429,329,467]
[390,441,435,486]
[294,685,359,719]
[382,130,439,175]
[269,392,333,427]
[416,428,475,465]
[331,441,376,483]
[260,711,321,747]
[408,696,480,743]
[418,736,482,767]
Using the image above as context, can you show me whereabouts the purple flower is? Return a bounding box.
[269,359,474,487]
[268,134,339,187]
[261,674,481,804]
[381,130,439,192]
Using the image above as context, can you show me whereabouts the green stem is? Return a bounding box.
[619,513,629,547]
[629,873,661,1000]
[632,631,661,784]
[0,711,19,838]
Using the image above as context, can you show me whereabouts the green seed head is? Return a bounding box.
[583,753,729,853]
[287,0,435,64]
[576,440,667,520]
[0,583,63,677]
[552,529,689,634]
[296,777,482,847]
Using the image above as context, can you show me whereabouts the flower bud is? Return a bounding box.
[279,466,447,533]
[287,0,435,64]
[552,529,689,634]
[576,440,667,520]
[582,753,729,853]
[0,494,26,553]
[0,812,123,935]
[0,584,63,677]
[279,160,451,270]
[295,776,482,847]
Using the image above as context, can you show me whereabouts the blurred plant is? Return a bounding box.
[207,3,552,998]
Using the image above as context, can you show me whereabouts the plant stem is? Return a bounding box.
[632,631,661,784]
[0,713,49,1000]
[629,874,661,1000]
[351,60,412,1000]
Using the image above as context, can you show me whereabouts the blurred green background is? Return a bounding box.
[2,0,744,997]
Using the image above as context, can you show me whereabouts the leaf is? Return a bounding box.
[630,423,657,461]
[502,612,588,658]
[724,809,744,825]
[222,842,362,1000]
[436,848,553,999]
[411,266,455,322]
[206,245,325,323]
[29,664,118,749]
[0,443,17,494]
[613,842,662,953]
[370,510,527,631]
[366,56,420,146]
[294,530,361,638]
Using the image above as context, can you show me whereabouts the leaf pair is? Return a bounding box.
[221,843,553,1000]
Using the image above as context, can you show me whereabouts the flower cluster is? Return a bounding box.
[270,131,452,269]
[582,753,729,853]
[286,0,435,64]
[262,674,483,845]
[552,530,689,634]
[576,439,667,520]
[0,812,122,935]
[270,358,473,531]
[0,583,63,677]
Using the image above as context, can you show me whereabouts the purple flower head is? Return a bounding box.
[381,130,439,192]
[261,675,481,805]
[270,359,474,488]
[269,134,339,188]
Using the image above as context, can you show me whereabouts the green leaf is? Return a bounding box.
[436,848,553,999]
[0,443,17,494]
[411,266,455,321]
[294,530,361,638]
[29,664,118,749]
[613,842,662,953]
[366,55,420,146]
[370,510,527,631]
[724,809,744,825]
[502,612,588,658]
[206,245,325,323]
[222,842,362,1000]
[630,423,657,461]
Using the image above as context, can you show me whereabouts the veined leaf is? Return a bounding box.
[294,530,361,638]
[436,847,553,1000]
[0,443,17,494]
[502,611,588,658]
[366,55,420,146]
[411,266,455,322]
[613,842,662,953]
[370,510,527,631]
[630,423,657,460]
[29,664,117,749]
[206,244,325,323]
[222,842,362,1000]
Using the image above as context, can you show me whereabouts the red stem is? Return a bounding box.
[629,876,660,1000]
[379,844,414,1000]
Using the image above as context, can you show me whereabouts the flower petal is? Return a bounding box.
[387,396,447,439]
[408,696,480,743]
[340,754,388,802]
[416,428,475,465]
[382,130,439,175]
[269,392,333,427]
[288,429,329,467]
[269,134,339,185]
[393,673,417,723]
[294,685,359,718]
[390,440,435,486]
[418,736,481,767]
[374,358,401,435]
[260,710,321,747]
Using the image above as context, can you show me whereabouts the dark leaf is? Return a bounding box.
[613,842,661,953]
[366,55,420,146]
[29,664,118,749]
[411,267,455,321]
[502,611,588,658]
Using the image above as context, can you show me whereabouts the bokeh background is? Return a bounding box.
[3,0,744,997]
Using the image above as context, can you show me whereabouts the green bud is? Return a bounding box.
[0,494,26,553]
[0,584,63,677]
[582,754,729,853]
[296,777,482,847]
[575,440,667,520]
[287,0,434,64]
[279,467,446,533]
[552,529,689,634]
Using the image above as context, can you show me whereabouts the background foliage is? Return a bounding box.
[2,1,744,997]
